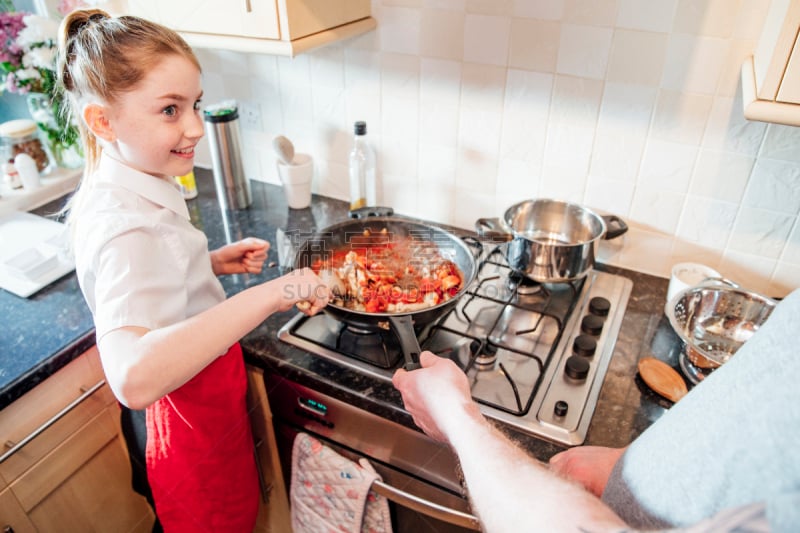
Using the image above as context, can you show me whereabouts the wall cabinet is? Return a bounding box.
[246,365,291,532]
[121,0,376,56]
[0,347,153,533]
[741,0,800,125]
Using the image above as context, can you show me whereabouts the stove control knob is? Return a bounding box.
[554,400,568,417]
[589,296,611,317]
[581,314,604,336]
[565,355,590,381]
[573,334,597,357]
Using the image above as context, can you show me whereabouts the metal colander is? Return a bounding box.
[666,283,777,369]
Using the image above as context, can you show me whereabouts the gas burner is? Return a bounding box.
[506,271,543,296]
[472,341,498,369]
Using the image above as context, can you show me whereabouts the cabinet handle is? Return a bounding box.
[245,0,252,12]
[0,380,105,464]
[370,479,481,530]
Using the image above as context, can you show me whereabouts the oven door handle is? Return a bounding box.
[371,478,482,530]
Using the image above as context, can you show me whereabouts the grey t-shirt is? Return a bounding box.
[602,289,800,532]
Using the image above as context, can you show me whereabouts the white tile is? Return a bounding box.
[419,8,465,61]
[344,49,381,92]
[606,30,669,87]
[673,0,739,38]
[544,123,594,175]
[496,157,540,197]
[455,145,499,193]
[760,124,800,163]
[670,240,723,271]
[418,143,458,186]
[661,35,728,94]
[768,262,800,299]
[215,50,249,76]
[629,187,685,234]
[420,58,462,104]
[248,54,278,81]
[783,221,800,265]
[742,158,800,214]
[589,132,646,182]
[463,14,511,66]
[690,149,754,203]
[381,53,420,100]
[639,139,698,192]
[458,106,504,161]
[200,71,226,105]
[500,70,552,162]
[729,207,794,259]
[466,0,512,15]
[703,95,766,156]
[549,75,604,126]
[382,171,420,215]
[452,186,497,230]
[279,83,313,122]
[386,0,424,7]
[380,95,420,145]
[311,87,347,130]
[556,24,613,80]
[616,0,678,32]
[620,227,675,277]
[512,0,565,20]
[220,73,253,102]
[719,249,775,295]
[597,82,657,137]
[583,175,635,217]
[538,164,589,203]
[277,55,311,87]
[460,63,507,112]
[423,0,466,10]
[314,125,352,167]
[416,181,457,224]
[316,160,349,201]
[419,100,460,148]
[310,45,345,89]
[675,196,738,249]
[716,39,758,97]
[344,86,382,140]
[733,0,772,40]
[563,0,617,26]
[379,7,421,55]
[651,90,712,145]
[509,18,560,73]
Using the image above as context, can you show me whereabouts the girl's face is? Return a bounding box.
[106,54,204,180]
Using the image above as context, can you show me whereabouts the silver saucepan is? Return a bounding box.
[476,199,628,283]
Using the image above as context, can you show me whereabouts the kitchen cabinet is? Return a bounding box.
[741,0,800,125]
[0,346,153,532]
[246,365,291,532]
[122,0,376,56]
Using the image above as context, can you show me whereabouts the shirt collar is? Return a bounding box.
[96,152,190,220]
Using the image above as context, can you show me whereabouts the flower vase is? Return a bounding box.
[26,93,84,170]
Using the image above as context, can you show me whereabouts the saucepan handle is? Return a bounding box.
[388,314,422,371]
[475,217,513,242]
[602,215,628,240]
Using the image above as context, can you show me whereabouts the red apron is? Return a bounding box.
[145,343,259,532]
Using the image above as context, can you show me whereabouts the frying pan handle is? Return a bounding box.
[461,235,484,260]
[602,215,628,240]
[349,206,395,219]
[475,218,513,242]
[388,315,422,371]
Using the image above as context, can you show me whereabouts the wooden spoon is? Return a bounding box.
[272,135,296,165]
[637,357,688,403]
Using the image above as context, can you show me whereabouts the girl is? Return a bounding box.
[56,9,330,532]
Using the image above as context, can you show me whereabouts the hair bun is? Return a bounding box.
[64,8,110,38]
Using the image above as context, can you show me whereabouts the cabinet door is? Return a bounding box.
[0,487,36,533]
[127,0,280,39]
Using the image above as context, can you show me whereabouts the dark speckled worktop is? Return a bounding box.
[0,167,685,460]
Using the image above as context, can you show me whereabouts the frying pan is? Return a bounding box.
[293,217,480,370]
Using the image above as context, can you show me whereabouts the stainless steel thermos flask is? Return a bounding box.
[203,101,252,210]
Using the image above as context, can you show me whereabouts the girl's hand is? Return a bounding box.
[548,445,627,497]
[211,238,270,275]
[279,267,331,314]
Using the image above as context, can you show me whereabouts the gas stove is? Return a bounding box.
[278,244,632,446]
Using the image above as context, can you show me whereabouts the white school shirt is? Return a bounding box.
[74,153,225,341]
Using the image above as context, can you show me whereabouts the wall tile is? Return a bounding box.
[670,240,723,270]
[500,70,552,163]
[729,207,794,259]
[719,249,775,294]
[619,227,675,277]
[769,262,800,298]
[639,138,697,192]
[597,82,657,136]
[742,158,800,214]
[420,8,465,60]
[419,100,460,147]
[544,123,594,176]
[467,0,513,16]
[420,58,462,103]
[556,24,613,80]
[675,196,738,250]
[783,221,800,265]
[563,0,617,27]
[661,35,728,94]
[538,164,588,203]
[733,0,772,39]
[512,0,565,20]
[584,175,635,216]
[607,30,669,87]
[673,0,740,38]
[716,39,758,97]
[458,106,503,166]
[690,149,754,203]
[509,18,560,73]
[423,0,466,10]
[702,95,766,155]
[550,75,604,126]
[616,0,678,32]
[760,123,800,163]
[464,14,512,66]
[629,187,685,234]
[460,63,507,112]
[589,133,646,183]
[651,90,711,145]
[378,7,422,55]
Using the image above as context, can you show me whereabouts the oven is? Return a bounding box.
[271,241,632,530]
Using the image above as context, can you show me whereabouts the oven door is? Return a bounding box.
[267,374,481,532]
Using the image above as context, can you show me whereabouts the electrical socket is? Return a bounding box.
[239,100,262,130]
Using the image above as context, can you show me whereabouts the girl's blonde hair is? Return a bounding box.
[56,9,200,233]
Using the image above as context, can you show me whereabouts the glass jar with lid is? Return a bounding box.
[0,118,52,174]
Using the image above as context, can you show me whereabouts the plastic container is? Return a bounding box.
[348,121,376,211]
[203,100,251,210]
[0,119,51,174]
[175,170,198,199]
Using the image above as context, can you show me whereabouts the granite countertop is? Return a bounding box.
[0,168,684,460]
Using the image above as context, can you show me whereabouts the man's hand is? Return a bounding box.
[211,238,269,275]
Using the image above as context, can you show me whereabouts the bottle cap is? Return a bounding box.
[354,121,367,135]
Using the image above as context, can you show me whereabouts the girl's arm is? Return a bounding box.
[392,352,628,533]
[98,267,328,409]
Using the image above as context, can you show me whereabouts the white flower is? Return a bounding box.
[22,46,57,71]
[14,67,41,81]
[17,15,59,48]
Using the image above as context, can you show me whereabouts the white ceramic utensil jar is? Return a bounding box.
[277,153,313,209]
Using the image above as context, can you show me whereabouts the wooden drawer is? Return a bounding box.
[0,347,114,483]
[0,486,36,533]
